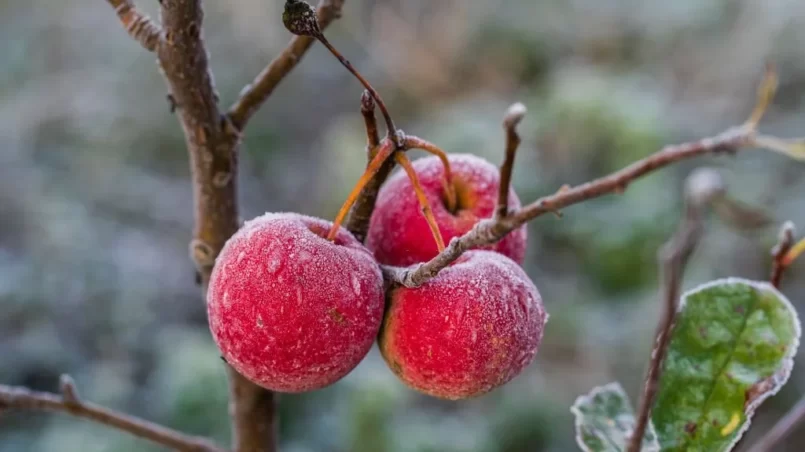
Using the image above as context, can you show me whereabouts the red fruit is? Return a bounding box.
[366,154,527,267]
[378,250,547,400]
[207,212,385,393]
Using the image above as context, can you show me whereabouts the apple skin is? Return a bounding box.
[366,153,527,267]
[207,212,385,393]
[378,250,547,400]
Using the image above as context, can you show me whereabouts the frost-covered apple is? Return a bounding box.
[378,250,547,400]
[207,212,385,392]
[367,154,527,267]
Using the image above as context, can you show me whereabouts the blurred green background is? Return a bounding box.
[2,0,805,451]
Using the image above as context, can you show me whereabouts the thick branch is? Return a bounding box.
[0,377,226,452]
[106,0,162,52]
[389,126,755,288]
[154,2,276,452]
[360,90,380,153]
[227,0,345,131]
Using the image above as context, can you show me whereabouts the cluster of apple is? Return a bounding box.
[205,0,548,401]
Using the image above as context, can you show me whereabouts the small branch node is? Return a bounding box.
[190,239,216,270]
[107,0,162,52]
[59,374,80,405]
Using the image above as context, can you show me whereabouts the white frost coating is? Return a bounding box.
[678,277,801,451]
[570,381,660,452]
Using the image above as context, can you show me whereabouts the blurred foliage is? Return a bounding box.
[2,0,805,451]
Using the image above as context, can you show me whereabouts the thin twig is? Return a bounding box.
[395,151,446,252]
[387,126,755,288]
[496,102,527,219]
[770,222,796,288]
[361,90,380,156]
[386,68,786,287]
[402,135,457,213]
[344,93,394,241]
[627,168,726,451]
[106,0,162,52]
[0,377,227,452]
[316,34,397,139]
[227,0,345,131]
[746,394,805,452]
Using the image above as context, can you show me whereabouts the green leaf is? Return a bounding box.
[571,382,660,452]
[652,278,800,451]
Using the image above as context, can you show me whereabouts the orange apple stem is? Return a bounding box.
[327,139,396,241]
[402,135,457,213]
[394,151,446,252]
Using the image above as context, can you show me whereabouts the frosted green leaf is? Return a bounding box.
[571,382,660,452]
[652,278,800,451]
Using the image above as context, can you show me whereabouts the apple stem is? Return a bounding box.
[497,103,527,219]
[394,151,446,252]
[402,135,457,213]
[326,139,397,242]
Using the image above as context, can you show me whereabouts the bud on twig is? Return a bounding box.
[283,0,322,38]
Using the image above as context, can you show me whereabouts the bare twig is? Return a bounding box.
[627,169,725,452]
[747,394,805,452]
[345,95,395,241]
[281,0,398,144]
[361,90,380,155]
[387,126,755,288]
[387,67,792,288]
[497,102,527,219]
[0,377,226,452]
[770,222,796,288]
[106,0,162,52]
[316,34,397,138]
[227,0,345,131]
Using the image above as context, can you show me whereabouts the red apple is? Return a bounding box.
[366,153,527,267]
[378,250,547,399]
[207,212,385,392]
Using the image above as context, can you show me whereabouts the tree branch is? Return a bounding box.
[227,0,345,131]
[0,376,227,452]
[360,90,380,153]
[152,2,276,451]
[385,66,787,288]
[770,221,796,288]
[344,98,396,242]
[496,102,527,219]
[386,126,756,288]
[627,169,726,452]
[106,0,162,52]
